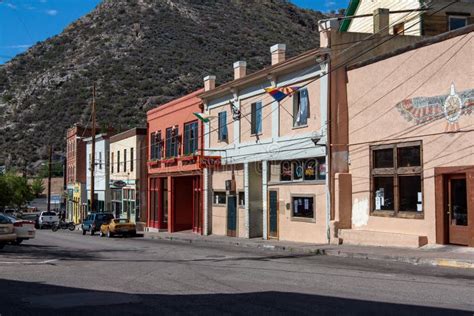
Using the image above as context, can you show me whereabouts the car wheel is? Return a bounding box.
[0,243,4,249]
[107,229,113,238]
[12,239,23,245]
[82,226,86,235]
[99,230,104,237]
[90,229,94,236]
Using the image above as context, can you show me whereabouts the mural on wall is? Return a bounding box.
[396,83,474,132]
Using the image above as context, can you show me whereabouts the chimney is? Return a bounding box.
[204,75,216,91]
[373,8,390,35]
[318,19,339,48]
[270,44,286,65]
[233,61,247,80]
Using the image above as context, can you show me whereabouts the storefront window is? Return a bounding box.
[279,158,325,182]
[280,161,292,181]
[213,191,226,205]
[371,142,423,217]
[292,196,314,220]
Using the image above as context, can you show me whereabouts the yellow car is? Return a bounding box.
[99,219,136,238]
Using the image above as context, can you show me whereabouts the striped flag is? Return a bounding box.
[193,112,215,123]
[265,86,300,102]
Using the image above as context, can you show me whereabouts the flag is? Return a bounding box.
[265,86,300,102]
[193,112,215,123]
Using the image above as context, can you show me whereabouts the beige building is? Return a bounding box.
[334,25,474,247]
[109,128,147,223]
[341,0,474,36]
[200,45,330,243]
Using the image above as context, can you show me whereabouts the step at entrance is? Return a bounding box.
[339,229,428,248]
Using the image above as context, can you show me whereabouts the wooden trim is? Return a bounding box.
[370,141,424,218]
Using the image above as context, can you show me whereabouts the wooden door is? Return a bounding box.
[447,175,469,245]
[268,190,279,239]
[227,195,237,237]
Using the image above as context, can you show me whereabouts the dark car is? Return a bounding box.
[82,213,114,236]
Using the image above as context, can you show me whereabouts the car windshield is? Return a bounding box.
[43,212,56,216]
[0,214,12,224]
[113,219,129,224]
[97,214,113,220]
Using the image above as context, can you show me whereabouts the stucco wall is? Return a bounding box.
[269,182,327,243]
[346,32,474,243]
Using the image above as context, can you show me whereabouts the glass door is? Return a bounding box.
[447,175,469,245]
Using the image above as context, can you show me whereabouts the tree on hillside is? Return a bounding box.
[31,178,45,198]
[37,162,63,178]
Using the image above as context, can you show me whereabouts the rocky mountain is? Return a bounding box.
[0,0,324,171]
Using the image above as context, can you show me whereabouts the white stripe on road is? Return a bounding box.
[0,259,58,265]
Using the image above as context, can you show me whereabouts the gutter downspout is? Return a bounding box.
[324,59,331,245]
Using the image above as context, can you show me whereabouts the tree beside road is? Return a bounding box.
[0,172,34,211]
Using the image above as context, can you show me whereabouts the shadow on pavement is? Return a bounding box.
[0,278,470,315]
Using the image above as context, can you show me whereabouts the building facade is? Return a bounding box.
[200,45,330,243]
[109,128,147,223]
[334,26,474,247]
[147,89,218,233]
[65,124,92,223]
[341,0,474,36]
[85,134,111,213]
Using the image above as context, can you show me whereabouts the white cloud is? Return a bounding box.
[45,9,58,16]
[6,3,17,9]
[4,44,32,49]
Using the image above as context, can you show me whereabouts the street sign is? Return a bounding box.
[112,180,127,188]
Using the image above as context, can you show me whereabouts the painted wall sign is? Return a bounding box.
[396,83,473,131]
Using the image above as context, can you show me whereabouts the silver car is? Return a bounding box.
[0,213,16,249]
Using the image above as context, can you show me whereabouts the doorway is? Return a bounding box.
[435,167,474,247]
[268,190,279,239]
[446,175,469,245]
[227,195,237,237]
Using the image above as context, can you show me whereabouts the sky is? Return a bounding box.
[0,0,349,64]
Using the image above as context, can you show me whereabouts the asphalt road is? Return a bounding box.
[0,230,473,315]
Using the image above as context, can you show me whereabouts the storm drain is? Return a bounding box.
[23,292,141,309]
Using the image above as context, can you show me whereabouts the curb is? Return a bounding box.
[145,234,474,269]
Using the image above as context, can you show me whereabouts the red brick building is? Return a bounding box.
[66,124,92,223]
[147,89,219,233]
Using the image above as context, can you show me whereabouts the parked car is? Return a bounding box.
[20,213,40,229]
[38,211,59,229]
[4,214,35,245]
[99,219,136,238]
[0,214,16,249]
[82,213,114,236]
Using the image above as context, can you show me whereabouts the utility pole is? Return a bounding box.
[47,145,52,212]
[90,83,96,213]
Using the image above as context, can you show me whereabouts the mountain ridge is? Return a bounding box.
[0,0,324,172]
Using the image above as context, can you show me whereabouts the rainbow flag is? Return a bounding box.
[265,86,300,102]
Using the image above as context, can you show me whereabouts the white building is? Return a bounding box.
[85,134,111,213]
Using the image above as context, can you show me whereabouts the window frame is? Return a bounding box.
[165,127,179,158]
[448,15,468,31]
[184,120,199,156]
[238,191,245,209]
[130,147,134,172]
[123,149,127,172]
[293,88,310,128]
[213,191,227,206]
[370,141,424,219]
[150,131,162,160]
[290,194,316,223]
[218,111,228,142]
[251,101,263,135]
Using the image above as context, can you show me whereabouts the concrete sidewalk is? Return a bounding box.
[144,231,474,269]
